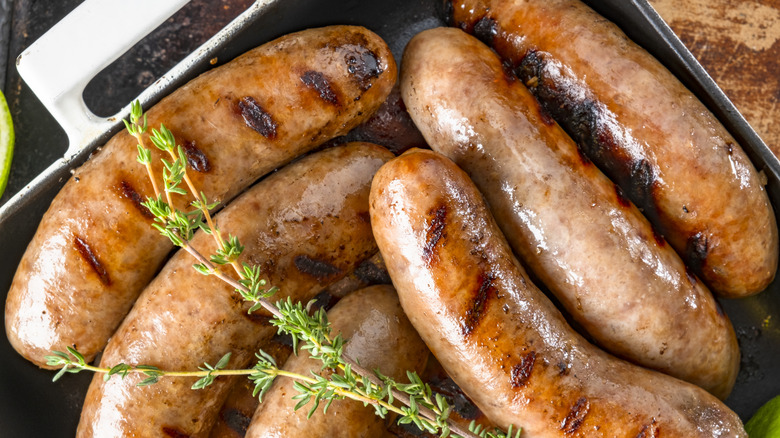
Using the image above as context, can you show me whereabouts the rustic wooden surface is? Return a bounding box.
[650,0,780,157]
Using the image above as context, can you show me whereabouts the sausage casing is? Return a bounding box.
[370,149,747,437]
[76,142,393,438]
[448,0,778,297]
[400,27,738,398]
[244,285,429,438]
[5,25,397,367]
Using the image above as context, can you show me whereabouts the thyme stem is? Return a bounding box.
[164,147,243,278]
[180,240,284,320]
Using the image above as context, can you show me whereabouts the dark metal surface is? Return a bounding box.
[0,0,11,90]
[0,0,777,436]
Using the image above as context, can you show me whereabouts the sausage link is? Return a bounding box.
[245,285,429,438]
[400,28,738,398]
[77,143,393,438]
[5,25,397,367]
[447,0,778,297]
[370,149,747,437]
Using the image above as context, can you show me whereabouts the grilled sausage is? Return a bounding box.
[370,149,747,437]
[77,143,393,438]
[244,285,429,438]
[446,0,778,298]
[400,28,738,398]
[5,25,397,368]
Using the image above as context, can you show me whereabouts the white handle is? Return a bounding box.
[16,0,189,155]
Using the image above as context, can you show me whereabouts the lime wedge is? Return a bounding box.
[746,394,780,438]
[0,89,14,198]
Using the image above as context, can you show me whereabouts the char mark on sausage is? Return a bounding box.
[510,351,536,388]
[182,140,212,173]
[237,96,278,139]
[117,180,154,219]
[294,254,343,280]
[462,272,496,336]
[560,397,590,434]
[423,205,448,263]
[301,71,340,105]
[73,237,111,286]
[353,258,392,285]
[344,47,382,92]
[473,15,498,46]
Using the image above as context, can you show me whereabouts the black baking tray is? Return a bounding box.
[1,0,778,436]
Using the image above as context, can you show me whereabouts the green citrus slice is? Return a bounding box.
[0,89,14,198]
[746,394,780,438]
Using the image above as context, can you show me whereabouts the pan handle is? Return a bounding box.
[15,0,190,156]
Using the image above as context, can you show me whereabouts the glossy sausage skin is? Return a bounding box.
[77,143,393,438]
[370,149,747,437]
[447,0,778,297]
[5,25,397,367]
[245,285,429,438]
[400,28,738,398]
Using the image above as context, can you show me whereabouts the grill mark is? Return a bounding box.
[221,408,252,435]
[344,46,382,92]
[237,96,277,139]
[635,419,659,438]
[74,237,111,286]
[560,397,590,434]
[162,426,190,438]
[301,71,340,105]
[510,351,536,388]
[294,255,342,280]
[118,180,154,219]
[423,205,447,263]
[353,259,392,285]
[686,232,709,274]
[462,272,495,336]
[473,15,498,46]
[182,140,211,173]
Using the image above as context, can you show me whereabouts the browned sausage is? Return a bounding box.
[447,0,777,298]
[5,25,396,368]
[370,148,747,437]
[244,285,429,438]
[77,143,393,437]
[400,27,738,398]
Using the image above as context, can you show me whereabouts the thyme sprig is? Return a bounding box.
[125,101,243,278]
[48,101,521,438]
[46,348,516,438]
